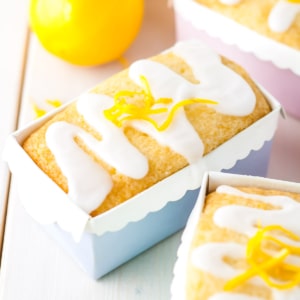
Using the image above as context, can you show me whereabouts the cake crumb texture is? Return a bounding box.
[23,51,271,217]
[195,0,300,50]
[186,187,300,299]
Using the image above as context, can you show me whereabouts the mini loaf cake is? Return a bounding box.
[185,185,300,299]
[194,0,300,49]
[22,40,271,217]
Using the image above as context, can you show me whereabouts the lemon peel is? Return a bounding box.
[224,224,300,291]
[104,75,217,131]
[32,103,47,119]
[32,99,62,119]
[46,99,62,108]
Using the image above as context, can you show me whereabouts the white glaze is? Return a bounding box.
[218,0,300,33]
[45,121,113,213]
[209,292,262,300]
[273,288,300,300]
[191,242,257,281]
[208,289,300,300]
[164,40,256,116]
[219,0,240,5]
[214,185,300,236]
[76,93,149,179]
[268,1,300,33]
[45,40,256,213]
[191,185,300,299]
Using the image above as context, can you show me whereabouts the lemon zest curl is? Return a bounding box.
[32,99,62,119]
[104,75,217,131]
[224,224,300,291]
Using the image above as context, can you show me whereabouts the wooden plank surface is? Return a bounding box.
[0,0,30,256]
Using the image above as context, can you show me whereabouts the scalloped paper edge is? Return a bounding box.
[87,84,280,237]
[173,0,300,76]
[3,86,281,241]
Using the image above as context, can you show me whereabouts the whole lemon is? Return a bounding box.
[29,0,144,66]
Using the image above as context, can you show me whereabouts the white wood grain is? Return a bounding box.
[0,0,30,253]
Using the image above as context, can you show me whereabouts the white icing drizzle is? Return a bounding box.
[46,121,113,213]
[219,0,241,5]
[268,0,300,33]
[45,40,256,213]
[209,293,262,300]
[273,288,300,300]
[192,242,252,280]
[162,40,256,117]
[131,106,204,165]
[76,93,149,179]
[218,0,300,33]
[191,185,300,299]
[214,185,300,236]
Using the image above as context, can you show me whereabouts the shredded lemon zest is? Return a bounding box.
[224,224,300,291]
[104,75,218,131]
[32,103,47,119]
[46,99,62,108]
[32,99,62,119]
[224,249,289,291]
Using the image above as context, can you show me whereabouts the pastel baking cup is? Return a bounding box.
[3,84,281,279]
[171,171,300,300]
[173,0,300,119]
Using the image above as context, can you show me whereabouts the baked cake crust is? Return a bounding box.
[195,0,300,50]
[186,186,300,299]
[23,46,271,216]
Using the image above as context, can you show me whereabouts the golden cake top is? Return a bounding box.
[42,40,257,213]
[190,185,300,299]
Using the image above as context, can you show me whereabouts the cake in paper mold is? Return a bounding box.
[22,40,271,216]
[173,0,300,118]
[193,0,300,49]
[171,173,300,300]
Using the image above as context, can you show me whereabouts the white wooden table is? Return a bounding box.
[0,1,299,299]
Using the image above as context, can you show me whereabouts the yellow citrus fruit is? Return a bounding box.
[29,0,144,66]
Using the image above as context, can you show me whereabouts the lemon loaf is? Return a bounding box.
[192,0,300,50]
[23,40,271,216]
[185,184,300,299]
